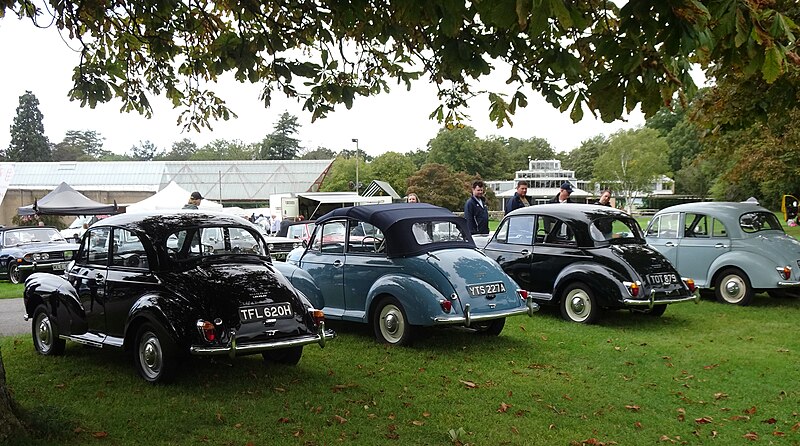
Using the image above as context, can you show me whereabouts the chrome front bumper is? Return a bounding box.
[189,322,335,358]
[432,297,539,327]
[18,261,70,274]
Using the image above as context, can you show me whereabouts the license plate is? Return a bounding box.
[51,263,67,271]
[239,303,293,323]
[467,282,507,297]
[648,272,679,286]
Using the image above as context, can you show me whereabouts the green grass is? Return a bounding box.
[3,297,800,445]
[0,282,23,299]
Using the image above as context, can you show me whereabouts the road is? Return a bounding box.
[0,298,27,336]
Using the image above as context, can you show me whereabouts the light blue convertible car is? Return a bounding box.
[286,203,538,345]
[645,201,800,305]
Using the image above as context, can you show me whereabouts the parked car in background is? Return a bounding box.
[645,201,800,305]
[0,226,79,284]
[287,203,538,345]
[23,211,334,383]
[483,204,698,323]
[286,220,316,243]
[60,216,104,242]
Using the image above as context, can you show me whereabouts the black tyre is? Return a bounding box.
[714,268,754,306]
[134,322,178,383]
[8,263,21,284]
[473,318,506,336]
[641,304,667,317]
[262,346,303,365]
[373,296,415,345]
[560,282,600,324]
[31,305,66,356]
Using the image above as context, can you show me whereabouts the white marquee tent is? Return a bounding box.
[125,181,223,212]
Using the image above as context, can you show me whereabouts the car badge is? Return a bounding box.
[264,330,278,336]
[263,319,277,326]
[488,303,496,309]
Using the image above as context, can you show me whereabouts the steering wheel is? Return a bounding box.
[361,235,383,252]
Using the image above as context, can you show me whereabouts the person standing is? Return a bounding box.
[595,190,612,207]
[183,191,203,209]
[505,181,532,214]
[549,182,573,204]
[270,214,280,235]
[464,180,489,235]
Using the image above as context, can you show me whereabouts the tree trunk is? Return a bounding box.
[0,347,24,442]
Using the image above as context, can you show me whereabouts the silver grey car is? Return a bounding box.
[644,202,800,305]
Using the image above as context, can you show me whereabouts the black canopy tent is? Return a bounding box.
[18,182,118,216]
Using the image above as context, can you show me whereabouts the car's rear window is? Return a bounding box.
[166,226,267,260]
[739,212,783,233]
[412,221,468,245]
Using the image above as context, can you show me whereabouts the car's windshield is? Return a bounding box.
[166,225,268,261]
[739,212,783,233]
[589,216,645,243]
[412,221,468,245]
[4,228,66,246]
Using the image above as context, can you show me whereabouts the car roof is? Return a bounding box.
[506,203,634,222]
[653,201,769,218]
[92,210,258,241]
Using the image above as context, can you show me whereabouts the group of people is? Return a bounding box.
[181,191,300,236]
[463,180,614,235]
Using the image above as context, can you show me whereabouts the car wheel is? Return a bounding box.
[373,297,415,345]
[262,346,303,365]
[714,268,754,306]
[8,263,22,284]
[473,318,506,336]
[560,283,599,324]
[134,322,178,383]
[31,305,66,356]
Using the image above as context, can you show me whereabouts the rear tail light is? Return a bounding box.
[517,289,529,300]
[196,319,217,342]
[311,309,325,326]
[439,299,452,313]
[623,281,640,297]
[777,266,792,280]
[683,278,696,292]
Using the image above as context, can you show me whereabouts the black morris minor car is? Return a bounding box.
[483,204,698,323]
[0,226,79,284]
[23,211,334,383]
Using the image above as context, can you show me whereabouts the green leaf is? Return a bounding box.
[762,45,782,83]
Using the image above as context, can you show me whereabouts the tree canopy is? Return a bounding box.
[5,91,51,161]
[2,1,797,131]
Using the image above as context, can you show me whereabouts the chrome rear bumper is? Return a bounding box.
[189,322,335,358]
[432,297,539,327]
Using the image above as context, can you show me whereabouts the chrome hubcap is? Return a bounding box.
[384,313,398,334]
[722,275,745,302]
[379,304,405,343]
[37,317,52,350]
[139,333,162,378]
[570,297,586,314]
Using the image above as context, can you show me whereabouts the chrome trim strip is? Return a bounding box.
[777,281,800,287]
[189,323,335,356]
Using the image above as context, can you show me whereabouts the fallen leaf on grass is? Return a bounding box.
[625,405,641,412]
[519,325,526,332]
[729,415,750,421]
[511,426,519,434]
[278,417,291,423]
[743,432,758,440]
[497,402,512,413]
[694,417,713,424]
[92,432,108,439]
[659,435,674,442]
[634,421,642,429]
[563,394,572,401]
[422,412,431,418]
[331,383,358,393]
[744,406,757,415]
[762,417,778,424]
[703,364,719,370]
[411,420,424,426]
[773,431,786,437]
[333,415,348,424]
[714,392,728,400]
[459,380,477,389]
[792,422,800,431]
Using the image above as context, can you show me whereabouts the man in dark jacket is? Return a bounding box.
[464,180,489,235]
[595,189,612,207]
[505,181,532,215]
[549,182,573,204]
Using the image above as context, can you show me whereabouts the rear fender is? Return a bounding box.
[273,261,325,309]
[553,262,625,308]
[708,251,778,289]
[124,294,186,351]
[24,272,87,335]
[366,274,448,326]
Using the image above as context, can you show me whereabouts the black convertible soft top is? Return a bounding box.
[315,203,475,257]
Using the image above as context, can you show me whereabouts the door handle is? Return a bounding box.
[714,243,727,249]
[332,259,343,267]
[95,273,105,284]
[664,242,675,247]
[520,250,530,256]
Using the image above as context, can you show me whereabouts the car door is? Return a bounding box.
[645,213,680,265]
[676,214,730,286]
[530,216,581,298]
[103,228,159,340]
[342,219,395,321]
[483,214,535,290]
[68,227,111,335]
[298,220,347,318]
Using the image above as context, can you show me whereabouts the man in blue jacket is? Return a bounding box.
[464,180,489,235]
[505,181,532,214]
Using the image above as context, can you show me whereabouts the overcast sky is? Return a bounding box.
[0,15,645,159]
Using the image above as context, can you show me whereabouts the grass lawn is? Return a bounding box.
[3,296,800,445]
[0,282,23,299]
